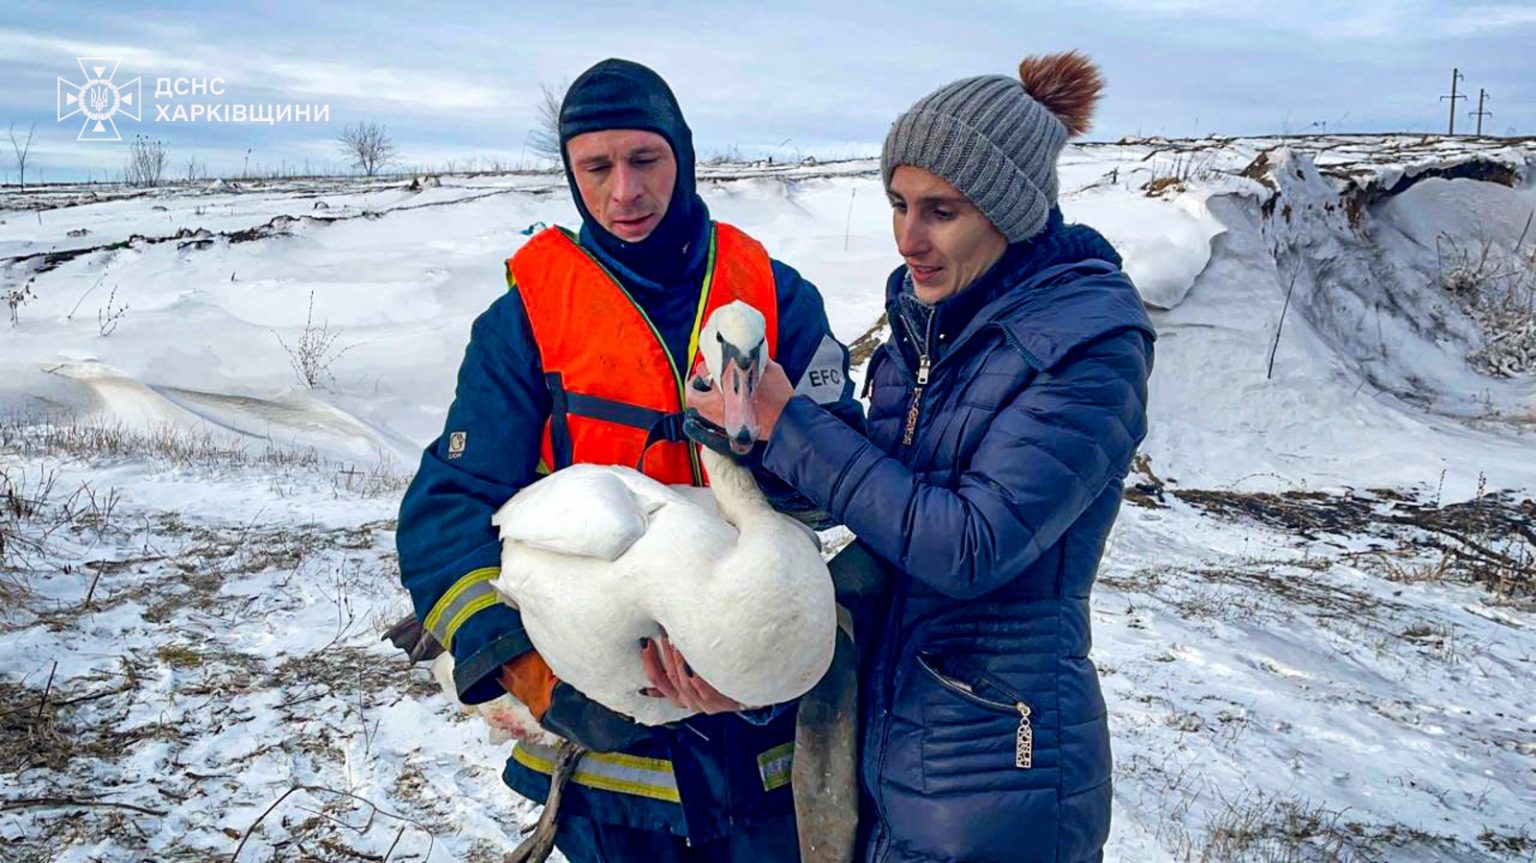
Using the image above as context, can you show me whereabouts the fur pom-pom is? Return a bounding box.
[1018,51,1103,138]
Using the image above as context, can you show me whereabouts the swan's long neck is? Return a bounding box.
[698,445,772,528]
[690,442,834,708]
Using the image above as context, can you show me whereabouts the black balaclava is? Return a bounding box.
[559,58,705,285]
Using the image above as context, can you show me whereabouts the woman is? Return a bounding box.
[689,52,1154,862]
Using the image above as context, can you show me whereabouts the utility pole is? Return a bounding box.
[1470,89,1493,137]
[1441,67,1466,135]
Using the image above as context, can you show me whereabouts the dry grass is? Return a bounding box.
[1168,482,1535,604]
[1125,451,1170,508]
[271,642,439,704]
[0,414,322,471]
[847,311,889,368]
[1141,149,1219,198]
[1102,555,1388,628]
[1,465,126,613]
[1171,790,1463,863]
[0,658,157,776]
[1,413,412,504]
[1479,827,1534,857]
[1145,175,1187,197]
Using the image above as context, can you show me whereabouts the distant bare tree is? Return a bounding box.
[7,122,35,189]
[337,121,396,177]
[124,135,168,187]
[528,81,566,162]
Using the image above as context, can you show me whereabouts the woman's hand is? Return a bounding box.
[639,627,744,715]
[685,357,794,442]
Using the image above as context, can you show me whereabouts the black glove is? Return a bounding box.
[539,682,656,753]
[682,407,738,458]
[827,540,891,604]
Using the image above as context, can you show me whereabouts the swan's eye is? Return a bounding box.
[716,332,724,343]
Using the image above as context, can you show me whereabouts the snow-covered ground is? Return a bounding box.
[2,135,1534,861]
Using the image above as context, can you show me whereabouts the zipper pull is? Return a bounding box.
[901,354,930,446]
[1015,703,1033,769]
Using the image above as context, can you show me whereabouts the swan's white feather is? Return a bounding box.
[490,464,677,561]
[488,303,837,727]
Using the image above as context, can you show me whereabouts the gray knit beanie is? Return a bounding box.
[882,53,1103,243]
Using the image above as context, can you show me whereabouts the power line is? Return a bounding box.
[1470,88,1493,137]
[1440,67,1466,135]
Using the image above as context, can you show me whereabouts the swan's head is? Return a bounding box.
[698,301,767,455]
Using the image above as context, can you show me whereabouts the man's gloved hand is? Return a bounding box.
[499,650,559,719]
[453,650,560,746]
[540,682,656,753]
[498,650,653,752]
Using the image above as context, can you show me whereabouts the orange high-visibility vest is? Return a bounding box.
[506,222,780,487]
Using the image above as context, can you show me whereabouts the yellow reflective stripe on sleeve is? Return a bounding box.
[423,566,500,651]
[443,593,498,646]
[757,741,794,792]
[513,741,682,803]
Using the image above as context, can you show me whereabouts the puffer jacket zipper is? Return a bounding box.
[900,307,934,446]
[917,652,1034,770]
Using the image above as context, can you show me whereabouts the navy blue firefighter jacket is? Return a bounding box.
[396,206,864,841]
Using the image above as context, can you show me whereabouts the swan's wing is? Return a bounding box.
[670,484,720,516]
[491,465,662,561]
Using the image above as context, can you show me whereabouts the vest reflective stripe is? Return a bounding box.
[424,566,500,651]
[513,740,682,803]
[507,223,779,487]
[757,741,794,792]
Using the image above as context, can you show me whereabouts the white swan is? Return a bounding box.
[488,301,837,726]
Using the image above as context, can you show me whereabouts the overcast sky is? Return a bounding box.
[3,0,1533,183]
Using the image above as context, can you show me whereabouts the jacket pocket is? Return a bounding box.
[915,651,1048,794]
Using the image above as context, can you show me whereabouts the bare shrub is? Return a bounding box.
[1,465,57,570]
[337,121,396,177]
[97,285,128,336]
[702,144,744,166]
[5,277,35,326]
[124,135,168,187]
[0,466,122,603]
[271,291,354,388]
[1438,212,1536,377]
[331,462,411,498]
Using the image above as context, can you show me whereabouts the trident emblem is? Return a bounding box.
[57,58,141,142]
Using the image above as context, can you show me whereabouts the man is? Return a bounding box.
[397,58,863,862]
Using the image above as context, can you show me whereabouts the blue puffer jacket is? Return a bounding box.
[763,212,1154,863]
